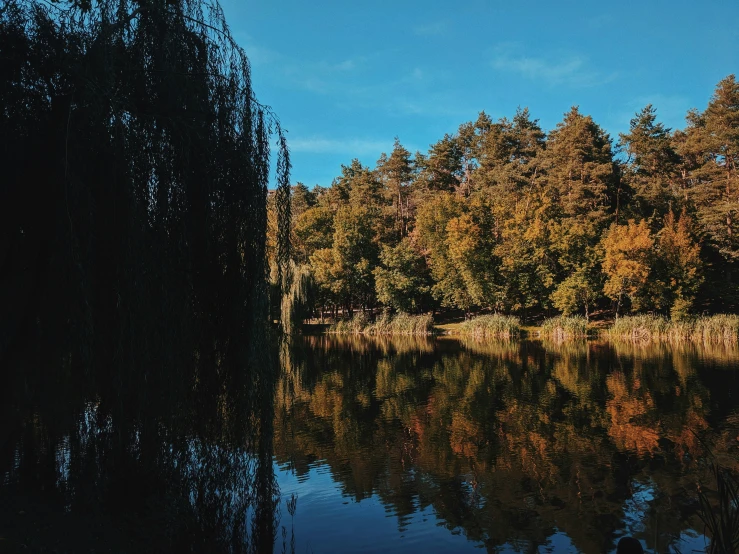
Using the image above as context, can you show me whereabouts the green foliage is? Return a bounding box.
[310,204,380,309]
[677,76,739,263]
[540,316,588,339]
[550,266,600,320]
[458,315,521,339]
[416,134,464,193]
[657,209,703,319]
[281,263,315,334]
[294,206,334,263]
[377,138,415,238]
[374,238,433,313]
[414,193,474,310]
[540,106,618,225]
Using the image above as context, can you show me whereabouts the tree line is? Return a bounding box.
[271,75,739,322]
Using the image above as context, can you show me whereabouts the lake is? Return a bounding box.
[2,336,738,552]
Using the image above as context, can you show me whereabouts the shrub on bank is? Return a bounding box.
[606,314,739,343]
[329,312,434,336]
[540,315,588,339]
[458,314,520,339]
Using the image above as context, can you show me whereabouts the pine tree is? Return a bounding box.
[542,107,619,224]
[679,76,739,262]
[415,134,464,194]
[542,108,619,312]
[377,138,415,238]
[619,105,681,220]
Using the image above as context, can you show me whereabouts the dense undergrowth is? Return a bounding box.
[458,314,521,339]
[328,312,435,336]
[540,316,589,339]
[606,314,739,343]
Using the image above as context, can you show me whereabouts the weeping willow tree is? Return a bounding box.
[0,1,289,549]
[0,0,291,377]
[280,261,315,334]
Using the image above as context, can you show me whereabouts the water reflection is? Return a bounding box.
[0,330,279,552]
[3,335,737,552]
[275,336,739,553]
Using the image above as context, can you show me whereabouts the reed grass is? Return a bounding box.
[697,462,739,553]
[328,312,435,336]
[540,315,588,340]
[458,314,521,339]
[606,314,739,343]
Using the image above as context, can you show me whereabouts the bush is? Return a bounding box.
[607,315,671,341]
[606,314,739,343]
[328,312,434,336]
[540,315,588,339]
[458,314,520,339]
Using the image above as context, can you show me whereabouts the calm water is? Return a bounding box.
[273,336,739,554]
[2,336,739,552]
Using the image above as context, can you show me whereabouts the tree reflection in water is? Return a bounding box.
[275,336,739,553]
[3,334,738,552]
[0,330,279,553]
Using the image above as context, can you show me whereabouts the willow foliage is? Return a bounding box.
[1,0,290,378]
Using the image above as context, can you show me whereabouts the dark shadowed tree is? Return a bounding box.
[0,0,290,550]
[0,0,291,374]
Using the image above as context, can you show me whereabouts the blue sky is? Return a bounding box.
[220,0,738,187]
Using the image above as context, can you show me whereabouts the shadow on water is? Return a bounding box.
[0,326,281,553]
[274,336,739,553]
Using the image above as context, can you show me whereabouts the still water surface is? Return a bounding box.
[2,336,739,552]
[273,336,739,553]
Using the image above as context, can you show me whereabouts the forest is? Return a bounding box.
[272,75,739,324]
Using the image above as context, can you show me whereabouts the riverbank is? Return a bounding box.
[304,313,739,343]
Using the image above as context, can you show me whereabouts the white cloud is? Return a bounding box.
[491,45,616,87]
[332,60,356,71]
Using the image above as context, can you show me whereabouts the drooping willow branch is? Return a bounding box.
[0,0,292,374]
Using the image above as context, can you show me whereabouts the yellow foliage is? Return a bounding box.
[606,372,660,454]
[602,219,654,311]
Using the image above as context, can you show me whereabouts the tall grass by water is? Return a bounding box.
[458,314,520,339]
[329,312,435,336]
[697,462,739,553]
[606,314,739,343]
[540,315,588,339]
